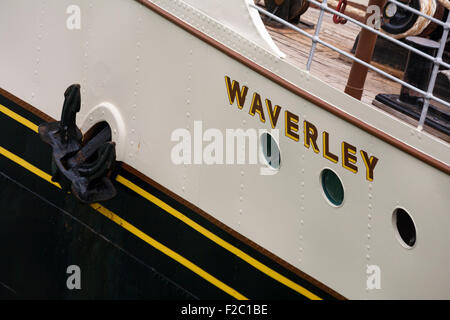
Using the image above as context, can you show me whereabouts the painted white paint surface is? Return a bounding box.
[177,0,285,57]
[0,0,449,299]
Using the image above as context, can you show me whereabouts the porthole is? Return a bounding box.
[320,169,344,206]
[392,208,416,249]
[260,132,281,170]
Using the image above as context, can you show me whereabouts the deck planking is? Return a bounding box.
[265,6,402,107]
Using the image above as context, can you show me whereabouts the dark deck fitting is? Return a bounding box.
[38,84,117,203]
[263,0,310,27]
[381,0,420,35]
[375,37,450,136]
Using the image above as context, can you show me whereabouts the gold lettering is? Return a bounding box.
[360,150,378,181]
[303,121,320,153]
[322,131,338,163]
[249,93,266,123]
[265,99,281,128]
[285,110,299,141]
[342,141,358,173]
[225,76,248,109]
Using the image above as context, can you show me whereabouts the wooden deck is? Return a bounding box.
[263,5,449,141]
[265,6,402,107]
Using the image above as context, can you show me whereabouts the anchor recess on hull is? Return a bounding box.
[38,84,117,203]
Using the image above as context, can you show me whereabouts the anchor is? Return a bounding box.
[38,84,117,203]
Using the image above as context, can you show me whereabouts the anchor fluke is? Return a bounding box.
[38,84,117,203]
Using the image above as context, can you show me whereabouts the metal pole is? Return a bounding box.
[306,0,328,70]
[249,2,450,108]
[417,13,450,131]
[344,0,386,100]
[307,0,450,69]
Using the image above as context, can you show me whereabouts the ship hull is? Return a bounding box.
[0,89,337,299]
[1,0,449,299]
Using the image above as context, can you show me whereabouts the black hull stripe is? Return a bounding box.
[0,169,198,299]
[0,131,247,299]
[0,90,341,299]
[0,145,247,300]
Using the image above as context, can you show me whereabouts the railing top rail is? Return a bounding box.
[307,0,450,69]
[248,1,450,126]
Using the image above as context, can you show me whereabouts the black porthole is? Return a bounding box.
[260,132,281,169]
[321,169,344,206]
[393,208,416,248]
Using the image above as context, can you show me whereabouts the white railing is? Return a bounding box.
[249,0,450,131]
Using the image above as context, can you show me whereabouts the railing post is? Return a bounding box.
[344,0,386,100]
[417,13,450,131]
[251,1,450,109]
[306,0,328,70]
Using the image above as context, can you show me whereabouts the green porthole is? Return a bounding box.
[321,169,344,206]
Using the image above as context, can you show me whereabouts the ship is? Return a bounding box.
[0,0,448,300]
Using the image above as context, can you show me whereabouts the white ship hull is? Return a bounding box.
[0,0,449,299]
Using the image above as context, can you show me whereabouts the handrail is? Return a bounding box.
[418,4,450,129]
[308,0,450,70]
[248,1,450,132]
